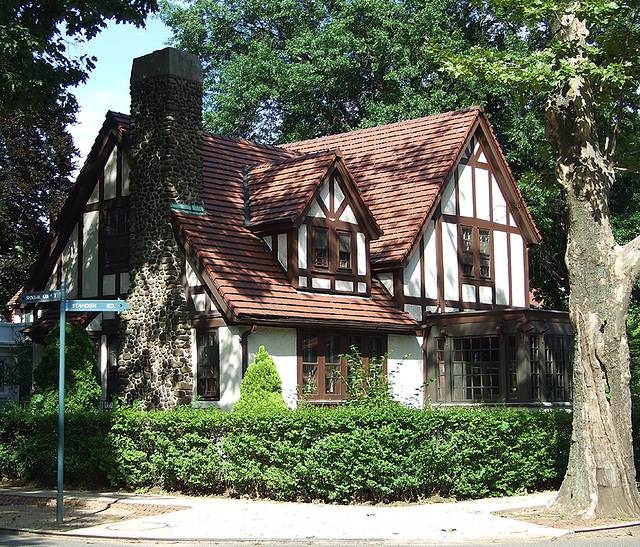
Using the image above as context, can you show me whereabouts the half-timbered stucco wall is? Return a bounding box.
[400,135,530,322]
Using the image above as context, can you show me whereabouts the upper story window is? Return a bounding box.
[461,226,491,279]
[338,231,352,270]
[104,208,130,268]
[313,227,329,268]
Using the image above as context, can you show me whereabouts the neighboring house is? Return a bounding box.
[0,319,29,405]
[11,48,573,411]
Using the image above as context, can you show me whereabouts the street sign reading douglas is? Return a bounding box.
[18,290,62,303]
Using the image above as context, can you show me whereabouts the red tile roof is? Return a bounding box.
[248,150,339,228]
[282,107,483,265]
[18,106,528,332]
[175,209,417,330]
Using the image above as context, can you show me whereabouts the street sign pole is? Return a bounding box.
[17,286,129,524]
[57,282,66,524]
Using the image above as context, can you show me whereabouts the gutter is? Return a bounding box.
[241,324,257,376]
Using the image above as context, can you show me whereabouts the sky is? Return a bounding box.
[68,16,174,167]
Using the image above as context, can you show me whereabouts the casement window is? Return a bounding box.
[461,226,491,279]
[338,231,352,270]
[196,329,220,400]
[104,208,130,267]
[435,331,573,404]
[299,331,386,401]
[309,224,355,274]
[530,333,573,402]
[313,227,329,268]
[451,336,501,401]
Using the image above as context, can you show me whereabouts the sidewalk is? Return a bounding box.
[0,487,575,544]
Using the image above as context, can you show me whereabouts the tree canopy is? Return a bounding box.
[160,0,542,150]
[1,0,158,116]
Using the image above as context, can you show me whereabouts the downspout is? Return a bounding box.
[241,324,257,376]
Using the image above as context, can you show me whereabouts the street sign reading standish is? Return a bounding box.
[17,290,62,303]
[65,299,130,312]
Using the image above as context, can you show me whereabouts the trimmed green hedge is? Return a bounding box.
[0,405,572,502]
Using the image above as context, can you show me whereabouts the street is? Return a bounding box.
[1,528,639,547]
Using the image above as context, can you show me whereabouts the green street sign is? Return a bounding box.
[65,299,130,313]
[18,290,62,304]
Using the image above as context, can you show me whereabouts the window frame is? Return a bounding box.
[196,328,220,401]
[103,207,130,269]
[460,225,492,280]
[298,331,387,402]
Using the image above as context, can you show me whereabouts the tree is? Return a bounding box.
[160,0,545,149]
[233,346,288,413]
[1,0,158,315]
[437,0,640,519]
[0,107,76,315]
[1,0,158,116]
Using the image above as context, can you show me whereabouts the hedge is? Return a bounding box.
[0,405,572,503]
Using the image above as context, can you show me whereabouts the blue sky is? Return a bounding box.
[69,16,173,166]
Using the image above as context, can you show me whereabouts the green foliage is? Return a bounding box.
[31,323,102,412]
[0,405,574,502]
[4,333,34,402]
[0,408,111,487]
[160,0,543,156]
[1,0,158,116]
[339,346,395,407]
[0,108,76,315]
[233,346,288,414]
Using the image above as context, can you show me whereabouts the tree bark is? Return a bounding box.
[544,10,640,519]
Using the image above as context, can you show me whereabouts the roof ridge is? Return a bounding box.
[283,106,483,149]
[203,132,296,155]
[248,148,340,172]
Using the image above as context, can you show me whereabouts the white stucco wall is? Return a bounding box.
[82,211,100,298]
[61,224,79,298]
[192,325,298,411]
[248,327,298,409]
[388,334,424,409]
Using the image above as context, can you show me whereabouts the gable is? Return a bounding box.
[247,149,380,240]
[440,133,535,240]
[18,113,130,299]
[284,108,482,266]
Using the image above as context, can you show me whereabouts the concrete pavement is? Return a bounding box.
[0,487,574,544]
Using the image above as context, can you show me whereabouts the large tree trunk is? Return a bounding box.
[544,11,640,519]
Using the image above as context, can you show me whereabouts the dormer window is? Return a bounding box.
[313,227,329,268]
[338,231,352,270]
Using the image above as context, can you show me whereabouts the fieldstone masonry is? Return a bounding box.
[118,48,204,409]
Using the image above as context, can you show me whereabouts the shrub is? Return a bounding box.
[31,322,102,412]
[0,404,575,502]
[233,346,288,413]
[340,346,394,406]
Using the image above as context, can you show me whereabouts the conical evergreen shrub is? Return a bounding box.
[233,346,288,413]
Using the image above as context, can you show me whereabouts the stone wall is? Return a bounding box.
[118,48,203,409]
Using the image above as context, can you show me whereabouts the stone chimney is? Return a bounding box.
[118,48,203,409]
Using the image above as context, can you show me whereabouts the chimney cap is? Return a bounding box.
[131,47,203,84]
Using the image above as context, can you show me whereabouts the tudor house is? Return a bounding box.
[12,48,573,410]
